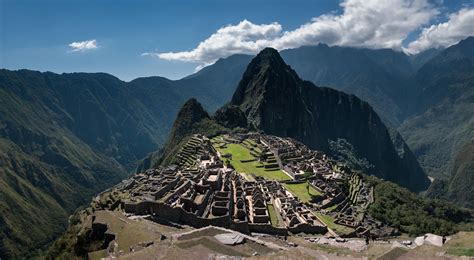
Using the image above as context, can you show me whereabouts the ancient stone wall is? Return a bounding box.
[153,177,180,199]
[248,223,288,235]
[289,223,327,234]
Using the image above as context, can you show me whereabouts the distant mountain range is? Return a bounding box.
[0,37,473,258]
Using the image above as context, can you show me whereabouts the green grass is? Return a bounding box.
[325,204,338,212]
[267,204,280,227]
[88,249,107,260]
[314,212,354,235]
[283,182,321,203]
[444,232,474,256]
[94,211,164,253]
[447,248,474,256]
[214,143,291,181]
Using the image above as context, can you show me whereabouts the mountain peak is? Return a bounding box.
[156,98,211,166]
[249,47,287,71]
[255,47,281,59]
[176,98,209,126]
[231,47,301,107]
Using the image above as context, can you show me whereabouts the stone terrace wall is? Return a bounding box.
[153,178,180,199]
[124,200,251,232]
[289,223,327,234]
[248,223,288,236]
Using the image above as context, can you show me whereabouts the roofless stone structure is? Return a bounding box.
[110,133,396,237]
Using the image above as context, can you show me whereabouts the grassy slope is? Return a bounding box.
[267,204,280,227]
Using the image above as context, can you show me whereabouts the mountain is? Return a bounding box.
[415,37,474,112]
[399,37,474,179]
[447,140,474,209]
[179,54,253,112]
[231,47,429,192]
[0,70,131,258]
[410,48,443,70]
[156,98,228,166]
[0,63,250,258]
[279,45,417,126]
[425,139,474,209]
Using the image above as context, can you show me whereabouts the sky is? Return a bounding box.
[1,0,473,81]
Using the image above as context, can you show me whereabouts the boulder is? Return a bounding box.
[414,236,425,246]
[424,233,444,247]
[214,233,245,245]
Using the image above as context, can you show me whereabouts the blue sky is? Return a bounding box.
[1,0,473,81]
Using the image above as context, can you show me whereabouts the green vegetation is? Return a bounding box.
[174,136,205,168]
[214,142,290,181]
[325,204,338,212]
[267,204,280,227]
[348,174,362,204]
[444,232,474,256]
[399,37,474,182]
[283,182,321,203]
[0,135,127,259]
[314,212,354,235]
[368,178,474,236]
[448,248,474,256]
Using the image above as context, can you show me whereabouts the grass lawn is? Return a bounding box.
[283,182,321,203]
[314,211,354,235]
[88,250,107,260]
[447,248,474,256]
[93,211,164,253]
[445,232,474,256]
[267,204,280,227]
[325,204,338,212]
[214,143,291,181]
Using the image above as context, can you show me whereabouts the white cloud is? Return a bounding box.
[153,20,282,63]
[69,39,98,52]
[404,8,474,54]
[146,0,439,66]
[273,0,437,50]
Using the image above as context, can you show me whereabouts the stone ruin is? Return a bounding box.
[110,133,396,238]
